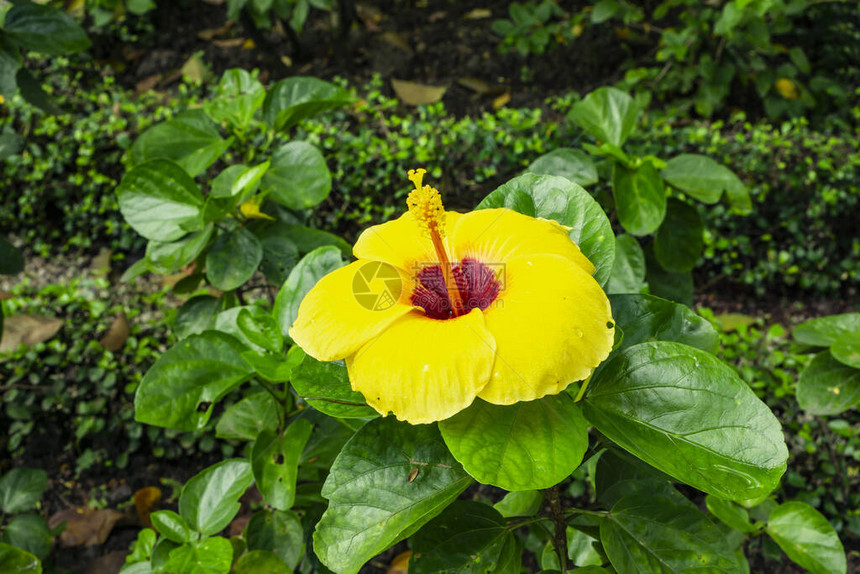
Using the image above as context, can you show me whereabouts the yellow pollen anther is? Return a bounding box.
[407,169,446,239]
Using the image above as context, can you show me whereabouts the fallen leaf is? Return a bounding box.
[133,487,162,528]
[99,314,130,352]
[457,77,491,94]
[379,31,411,52]
[49,507,124,547]
[388,550,411,574]
[229,514,251,537]
[134,75,161,96]
[197,21,234,40]
[86,550,127,574]
[429,11,447,22]
[180,52,207,83]
[280,55,293,68]
[0,291,12,300]
[0,315,64,352]
[492,91,511,109]
[391,79,447,106]
[356,4,382,31]
[775,78,800,100]
[212,37,246,49]
[715,313,757,332]
[242,39,255,50]
[463,8,492,19]
[90,248,112,276]
[66,0,85,18]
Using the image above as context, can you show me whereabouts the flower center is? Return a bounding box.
[411,258,501,320]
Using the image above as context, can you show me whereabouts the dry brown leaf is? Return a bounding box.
[457,77,491,94]
[229,514,251,537]
[0,315,63,353]
[212,37,246,49]
[356,4,383,31]
[388,550,411,574]
[0,291,12,301]
[197,21,234,40]
[90,248,112,276]
[49,508,124,547]
[429,11,447,22]
[85,550,127,574]
[391,79,447,106]
[463,8,492,19]
[133,487,162,528]
[379,31,411,52]
[99,314,129,352]
[181,53,207,83]
[492,91,511,110]
[134,75,161,96]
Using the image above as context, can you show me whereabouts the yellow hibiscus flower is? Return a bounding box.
[290,169,615,424]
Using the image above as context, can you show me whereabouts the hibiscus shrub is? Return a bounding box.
[119,168,848,573]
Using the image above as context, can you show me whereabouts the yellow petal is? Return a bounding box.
[451,208,595,275]
[478,254,614,405]
[346,308,496,424]
[353,210,462,272]
[289,260,415,361]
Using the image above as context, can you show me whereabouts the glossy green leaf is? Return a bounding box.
[205,227,263,291]
[129,111,230,177]
[478,173,615,286]
[796,352,860,415]
[706,495,757,534]
[211,162,269,200]
[150,510,194,544]
[237,309,283,354]
[274,246,344,338]
[440,394,589,491]
[540,528,603,570]
[0,237,24,275]
[605,234,645,294]
[233,550,291,574]
[0,468,47,514]
[4,3,90,55]
[164,537,233,574]
[116,159,205,242]
[569,87,639,147]
[212,306,270,352]
[314,417,471,574]
[241,350,298,383]
[216,392,279,441]
[245,510,304,570]
[793,314,860,347]
[832,331,860,368]
[263,77,352,131]
[135,332,254,430]
[262,141,331,210]
[494,490,543,518]
[644,243,693,306]
[0,44,21,100]
[609,293,719,354]
[582,342,788,502]
[0,542,41,573]
[146,225,213,274]
[16,68,61,114]
[662,154,750,213]
[410,501,514,574]
[179,460,254,536]
[290,352,377,418]
[766,502,846,574]
[653,198,703,273]
[527,148,599,187]
[252,421,313,511]
[613,163,666,236]
[2,514,51,560]
[174,295,220,339]
[594,449,675,508]
[601,493,745,573]
[255,221,351,256]
[204,68,266,131]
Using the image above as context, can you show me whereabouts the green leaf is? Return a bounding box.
[653,198,703,273]
[660,154,749,207]
[527,148,599,187]
[314,417,471,574]
[0,237,24,275]
[613,163,666,236]
[0,468,47,514]
[705,495,757,534]
[216,392,279,441]
[245,510,304,570]
[15,68,61,114]
[255,222,351,256]
[233,550,291,574]
[135,332,254,431]
[274,246,344,338]
[569,87,639,147]
[290,352,377,418]
[0,129,23,161]
[493,490,543,518]
[205,227,263,291]
[439,394,589,491]
[766,502,846,574]
[600,493,745,573]
[129,111,230,177]
[204,69,266,131]
[262,142,332,210]
[796,352,860,415]
[164,537,233,574]
[150,510,194,544]
[0,44,21,100]
[832,331,860,368]
[174,295,220,339]
[477,173,616,287]
[146,225,214,274]
[2,514,51,560]
[252,421,313,511]
[609,293,719,354]
[4,3,90,55]
[409,501,514,574]
[179,460,254,536]
[582,342,788,502]
[644,244,693,306]
[793,314,860,347]
[263,77,352,131]
[237,308,283,354]
[211,162,269,201]
[116,159,205,242]
[0,542,41,573]
[605,234,645,295]
[594,449,675,508]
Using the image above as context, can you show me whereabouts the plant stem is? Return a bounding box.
[573,375,592,402]
[542,485,569,572]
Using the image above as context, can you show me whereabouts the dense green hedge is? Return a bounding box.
[2,68,857,295]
